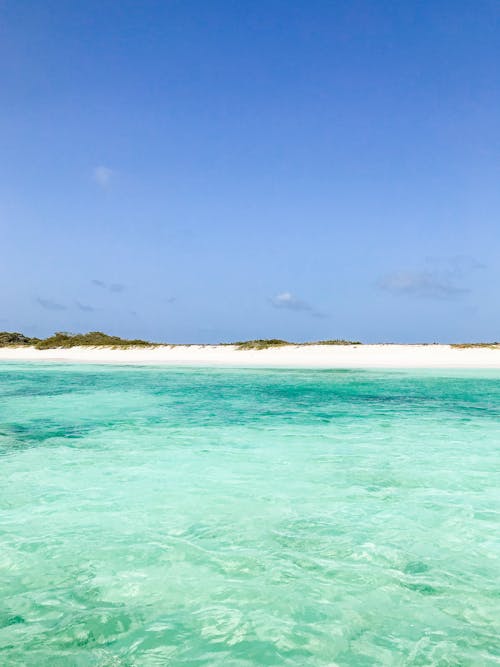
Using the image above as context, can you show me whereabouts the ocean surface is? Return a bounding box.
[0,363,499,666]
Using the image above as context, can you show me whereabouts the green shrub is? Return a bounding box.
[312,339,362,345]
[0,332,36,346]
[233,338,362,350]
[34,331,153,349]
[234,339,290,350]
[451,342,499,349]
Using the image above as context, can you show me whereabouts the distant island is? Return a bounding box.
[0,331,498,350]
[0,331,362,350]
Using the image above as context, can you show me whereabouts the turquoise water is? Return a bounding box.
[1,364,499,666]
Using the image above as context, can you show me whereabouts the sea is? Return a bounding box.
[1,363,499,665]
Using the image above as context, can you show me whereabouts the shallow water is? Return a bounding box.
[0,363,499,666]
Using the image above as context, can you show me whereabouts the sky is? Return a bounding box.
[1,0,499,343]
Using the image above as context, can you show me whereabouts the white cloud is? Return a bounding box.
[270,292,325,317]
[271,292,310,311]
[92,165,113,189]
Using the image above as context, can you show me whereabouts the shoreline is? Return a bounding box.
[0,344,499,368]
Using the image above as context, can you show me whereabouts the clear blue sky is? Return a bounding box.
[1,0,498,343]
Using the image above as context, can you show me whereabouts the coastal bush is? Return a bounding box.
[233,339,362,350]
[34,331,153,349]
[312,339,362,345]
[234,339,290,350]
[0,331,39,347]
[451,342,499,349]
[0,331,37,346]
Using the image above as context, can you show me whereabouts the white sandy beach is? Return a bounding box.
[0,344,499,368]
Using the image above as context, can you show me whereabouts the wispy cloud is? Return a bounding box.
[270,292,325,317]
[92,165,113,189]
[378,256,484,300]
[91,279,126,293]
[430,255,484,275]
[76,301,96,312]
[36,297,67,311]
[378,271,467,299]
[271,292,312,311]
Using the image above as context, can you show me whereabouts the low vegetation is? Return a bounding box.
[0,332,365,350]
[234,339,290,350]
[308,339,362,346]
[451,342,500,349]
[35,332,153,349]
[0,331,153,349]
[233,338,361,350]
[0,331,39,346]
[11,333,498,350]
